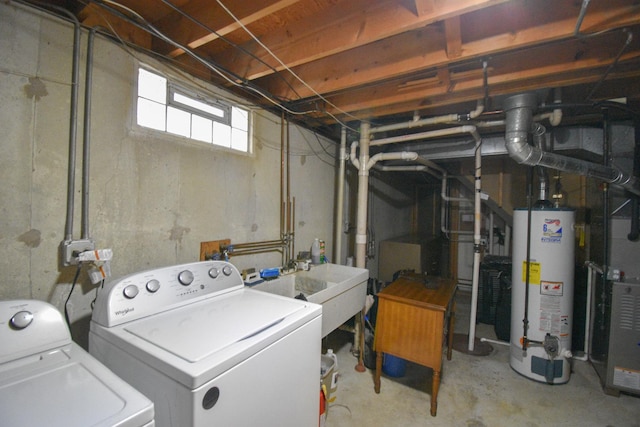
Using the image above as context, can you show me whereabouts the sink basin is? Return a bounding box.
[250,263,369,337]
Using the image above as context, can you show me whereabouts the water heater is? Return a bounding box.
[510,207,575,383]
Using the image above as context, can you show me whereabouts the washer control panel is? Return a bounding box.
[91,261,243,327]
[0,300,71,364]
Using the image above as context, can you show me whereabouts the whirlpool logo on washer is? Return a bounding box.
[115,307,135,316]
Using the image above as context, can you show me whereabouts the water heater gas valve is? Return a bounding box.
[543,334,559,358]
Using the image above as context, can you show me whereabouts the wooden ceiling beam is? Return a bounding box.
[151,0,301,58]
[312,47,640,117]
[211,0,510,81]
[318,67,640,124]
[444,16,462,59]
[257,0,640,100]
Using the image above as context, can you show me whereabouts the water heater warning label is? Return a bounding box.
[541,281,563,296]
[541,218,563,244]
[521,261,541,284]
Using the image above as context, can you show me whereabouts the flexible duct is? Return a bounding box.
[504,93,640,196]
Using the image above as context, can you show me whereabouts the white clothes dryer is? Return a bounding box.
[89,260,322,427]
[0,299,154,427]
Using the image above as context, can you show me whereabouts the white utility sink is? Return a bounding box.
[250,263,369,337]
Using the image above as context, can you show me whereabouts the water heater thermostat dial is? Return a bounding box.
[178,270,194,286]
[10,310,34,329]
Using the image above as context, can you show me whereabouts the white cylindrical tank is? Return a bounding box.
[510,207,575,384]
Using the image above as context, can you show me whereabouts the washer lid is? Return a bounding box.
[124,289,308,363]
[0,344,154,427]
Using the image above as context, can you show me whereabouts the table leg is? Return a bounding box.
[447,300,456,361]
[431,369,440,416]
[374,352,382,393]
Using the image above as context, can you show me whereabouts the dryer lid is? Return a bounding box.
[124,289,308,363]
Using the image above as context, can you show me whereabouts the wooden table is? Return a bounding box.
[373,275,456,417]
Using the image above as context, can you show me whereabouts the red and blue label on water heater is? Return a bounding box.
[541,218,563,244]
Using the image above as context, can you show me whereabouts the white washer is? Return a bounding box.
[0,299,154,427]
[89,260,322,427]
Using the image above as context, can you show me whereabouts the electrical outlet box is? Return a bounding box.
[61,239,95,267]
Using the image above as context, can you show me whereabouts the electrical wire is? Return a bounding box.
[93,0,319,117]
[64,263,83,330]
[157,0,304,101]
[213,0,367,129]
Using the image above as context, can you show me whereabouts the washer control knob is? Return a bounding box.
[178,270,194,286]
[123,285,139,299]
[208,268,219,279]
[146,279,160,293]
[222,265,233,276]
[10,311,34,330]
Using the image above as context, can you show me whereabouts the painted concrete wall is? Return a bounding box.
[0,2,339,344]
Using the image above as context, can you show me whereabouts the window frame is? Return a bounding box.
[134,65,251,154]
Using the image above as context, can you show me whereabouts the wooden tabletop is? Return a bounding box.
[377,275,457,311]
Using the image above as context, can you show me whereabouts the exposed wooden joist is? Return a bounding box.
[210,0,510,81]
[414,0,435,16]
[152,0,302,58]
[444,16,462,58]
[307,37,640,119]
[257,0,640,101]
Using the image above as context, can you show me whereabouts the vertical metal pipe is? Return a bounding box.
[285,119,292,265]
[63,12,81,241]
[574,0,591,36]
[602,109,611,293]
[522,165,535,351]
[628,121,640,241]
[81,28,96,240]
[280,113,285,242]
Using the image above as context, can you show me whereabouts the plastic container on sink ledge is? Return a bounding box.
[311,238,321,264]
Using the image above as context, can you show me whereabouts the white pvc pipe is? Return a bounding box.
[468,133,483,352]
[574,261,599,361]
[481,337,509,347]
[355,122,370,269]
[366,151,418,169]
[370,125,480,147]
[375,165,427,172]
[335,127,346,265]
[350,141,360,169]
[370,113,461,134]
[369,100,483,134]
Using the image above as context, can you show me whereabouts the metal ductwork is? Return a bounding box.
[504,93,640,196]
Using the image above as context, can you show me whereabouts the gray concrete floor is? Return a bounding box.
[323,290,640,427]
